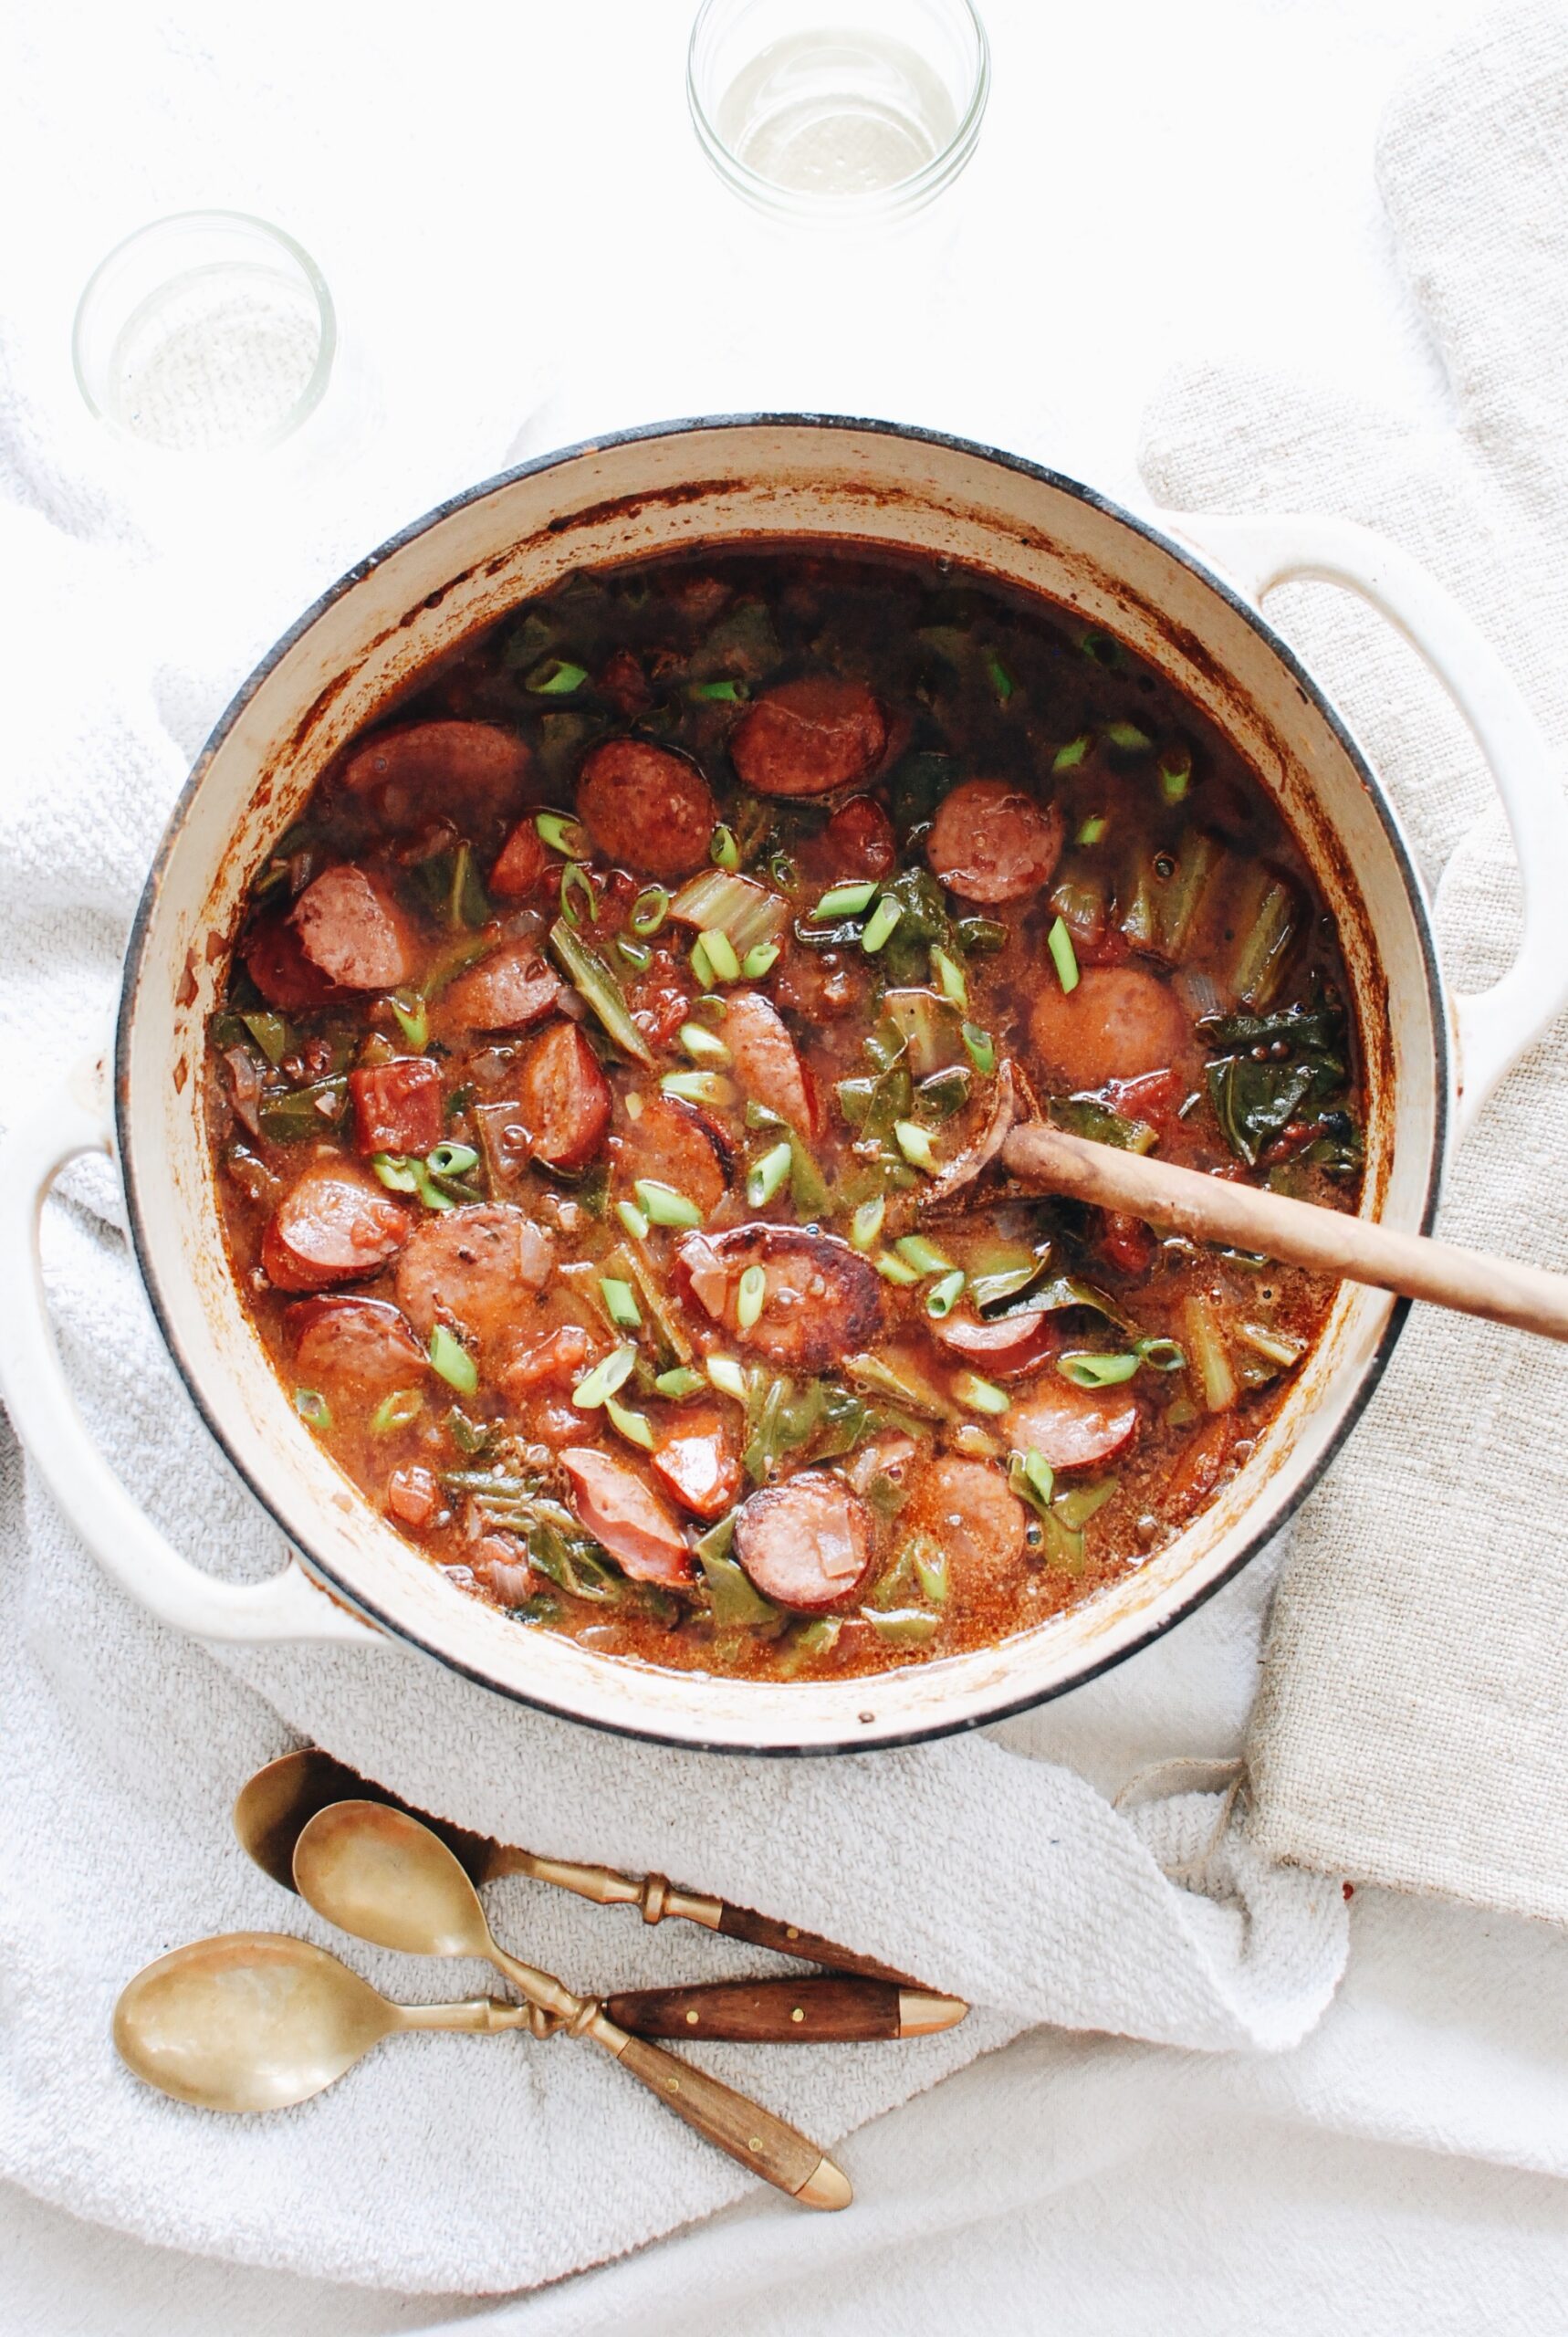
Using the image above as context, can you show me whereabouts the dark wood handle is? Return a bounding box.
[608,2028,852,2206]
[606,1977,906,2041]
[716,1902,914,1984]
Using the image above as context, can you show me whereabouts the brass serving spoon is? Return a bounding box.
[114,1931,532,2112]
[292,1799,852,2209]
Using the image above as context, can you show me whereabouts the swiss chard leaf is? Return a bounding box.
[1207,1057,1315,1167]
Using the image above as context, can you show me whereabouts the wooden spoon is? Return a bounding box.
[999,1118,1568,1342]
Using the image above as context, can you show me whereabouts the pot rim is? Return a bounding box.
[115,412,1448,1753]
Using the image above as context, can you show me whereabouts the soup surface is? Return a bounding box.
[204,545,1364,1681]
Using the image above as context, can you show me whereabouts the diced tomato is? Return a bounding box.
[1099,1210,1156,1275]
[350,1058,444,1156]
[387,1465,440,1527]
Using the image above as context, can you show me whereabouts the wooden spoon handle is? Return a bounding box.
[1001,1122,1568,1341]
[599,2021,852,2207]
[714,1901,913,1984]
[603,1976,967,2042]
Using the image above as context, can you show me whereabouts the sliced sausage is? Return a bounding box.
[576,739,716,879]
[822,794,896,877]
[439,941,561,1033]
[489,819,549,898]
[1006,1378,1140,1472]
[733,1472,876,1612]
[560,1448,693,1588]
[723,990,817,1137]
[1030,965,1188,1093]
[673,1226,880,1373]
[617,1095,729,1218]
[934,1305,1058,1378]
[926,780,1064,904]
[908,1456,1028,1578]
[497,1322,592,1399]
[350,1058,444,1157]
[290,865,413,991]
[338,720,533,833]
[730,676,887,799]
[394,1203,553,1342]
[287,1294,428,1391]
[517,1021,613,1171]
[651,1408,742,1521]
[1165,1414,1239,1519]
[261,1164,411,1293]
[240,910,347,1012]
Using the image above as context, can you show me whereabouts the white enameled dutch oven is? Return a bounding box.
[5,417,1568,1755]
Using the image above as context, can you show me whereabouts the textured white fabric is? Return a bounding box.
[1140,0,1568,1922]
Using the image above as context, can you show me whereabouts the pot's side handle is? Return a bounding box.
[0,1067,382,1646]
[1166,509,1568,1140]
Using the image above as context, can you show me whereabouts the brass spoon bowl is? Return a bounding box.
[113,1932,528,2112]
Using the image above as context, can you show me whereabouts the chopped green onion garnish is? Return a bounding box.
[605,1393,655,1449]
[953,1371,1010,1417]
[985,650,1016,703]
[741,940,780,979]
[654,1366,706,1399]
[661,1070,738,1108]
[371,1153,455,1212]
[1105,720,1152,750]
[1158,747,1193,803]
[1058,1351,1141,1387]
[929,945,967,1010]
[925,1270,967,1319]
[1054,1478,1118,1528]
[894,1121,937,1173]
[912,1535,950,1605]
[955,917,1007,954]
[960,1022,997,1075]
[689,935,716,987]
[572,1343,638,1410]
[747,1140,793,1209]
[293,1388,330,1430]
[706,1355,748,1400]
[600,1276,643,1330]
[616,1199,650,1241]
[536,811,589,856]
[768,850,798,891]
[1075,813,1108,846]
[370,1388,423,1435]
[559,862,598,926]
[428,1326,478,1396]
[616,936,653,971]
[812,880,878,921]
[699,928,742,983]
[1052,733,1092,772]
[850,1196,886,1252]
[679,1022,731,1066]
[894,1234,954,1277]
[1080,630,1121,665]
[525,658,588,697]
[1009,1449,1055,1516]
[426,1141,477,1179]
[688,677,747,703]
[389,991,428,1051]
[1135,1336,1187,1372]
[736,1264,767,1330]
[635,1179,704,1229]
[875,1251,922,1286]
[860,895,904,955]
[709,823,740,870]
[1047,916,1081,995]
[631,885,670,937]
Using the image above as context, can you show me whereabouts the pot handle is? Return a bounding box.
[1166,508,1568,1139]
[0,1061,382,1646]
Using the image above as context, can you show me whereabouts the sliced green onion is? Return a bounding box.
[875,1251,922,1286]
[894,1121,937,1173]
[985,650,1015,704]
[860,895,904,955]
[1106,719,1152,750]
[1075,813,1108,847]
[678,1021,731,1067]
[706,1355,748,1401]
[1236,1320,1305,1368]
[695,994,731,1021]
[635,1179,704,1229]
[1054,1478,1118,1528]
[689,935,716,988]
[747,1140,793,1209]
[631,885,670,937]
[953,1371,1010,1417]
[1081,629,1121,665]
[956,917,1007,954]
[426,1141,477,1179]
[768,851,798,892]
[1158,746,1193,803]
[1136,1336,1187,1372]
[1009,1449,1055,1518]
[864,1607,941,1647]
[370,1388,423,1435]
[616,1199,650,1241]
[293,1388,330,1430]
[655,1366,707,1399]
[525,658,588,697]
[894,1235,954,1277]
[960,1022,996,1075]
[571,1342,638,1410]
[911,1536,950,1605]
[389,990,429,1051]
[925,1270,967,1318]
[699,927,741,983]
[812,880,877,921]
[601,1276,643,1330]
[536,811,589,856]
[661,1070,738,1108]
[605,1393,654,1450]
[929,945,967,1010]
[1058,1350,1141,1387]
[428,1326,477,1396]
[1047,916,1081,995]
[850,1196,886,1252]
[559,862,598,926]
[741,940,780,980]
[688,677,747,704]
[736,1263,768,1330]
[1053,733,1092,772]
[616,936,652,971]
[371,1153,455,1212]
[709,823,740,871]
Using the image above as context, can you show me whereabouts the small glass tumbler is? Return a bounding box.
[72,210,336,456]
[688,0,989,223]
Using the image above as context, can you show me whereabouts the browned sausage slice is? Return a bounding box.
[439,942,562,1033]
[1030,965,1189,1092]
[240,910,348,1012]
[907,1457,1028,1577]
[926,780,1064,904]
[723,990,818,1136]
[393,1203,553,1343]
[617,1095,729,1218]
[673,1227,880,1373]
[733,1472,876,1612]
[933,1305,1058,1378]
[821,793,897,877]
[517,1021,613,1170]
[730,676,886,800]
[287,1295,428,1391]
[560,1448,693,1588]
[350,1059,444,1156]
[290,865,413,990]
[489,819,548,898]
[1007,1378,1140,1472]
[576,739,716,879]
[650,1407,742,1521]
[261,1164,411,1293]
[338,720,533,833]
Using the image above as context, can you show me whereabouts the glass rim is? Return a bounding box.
[71,206,339,450]
[686,0,991,221]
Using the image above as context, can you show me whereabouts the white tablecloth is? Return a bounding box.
[6,0,1563,2328]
